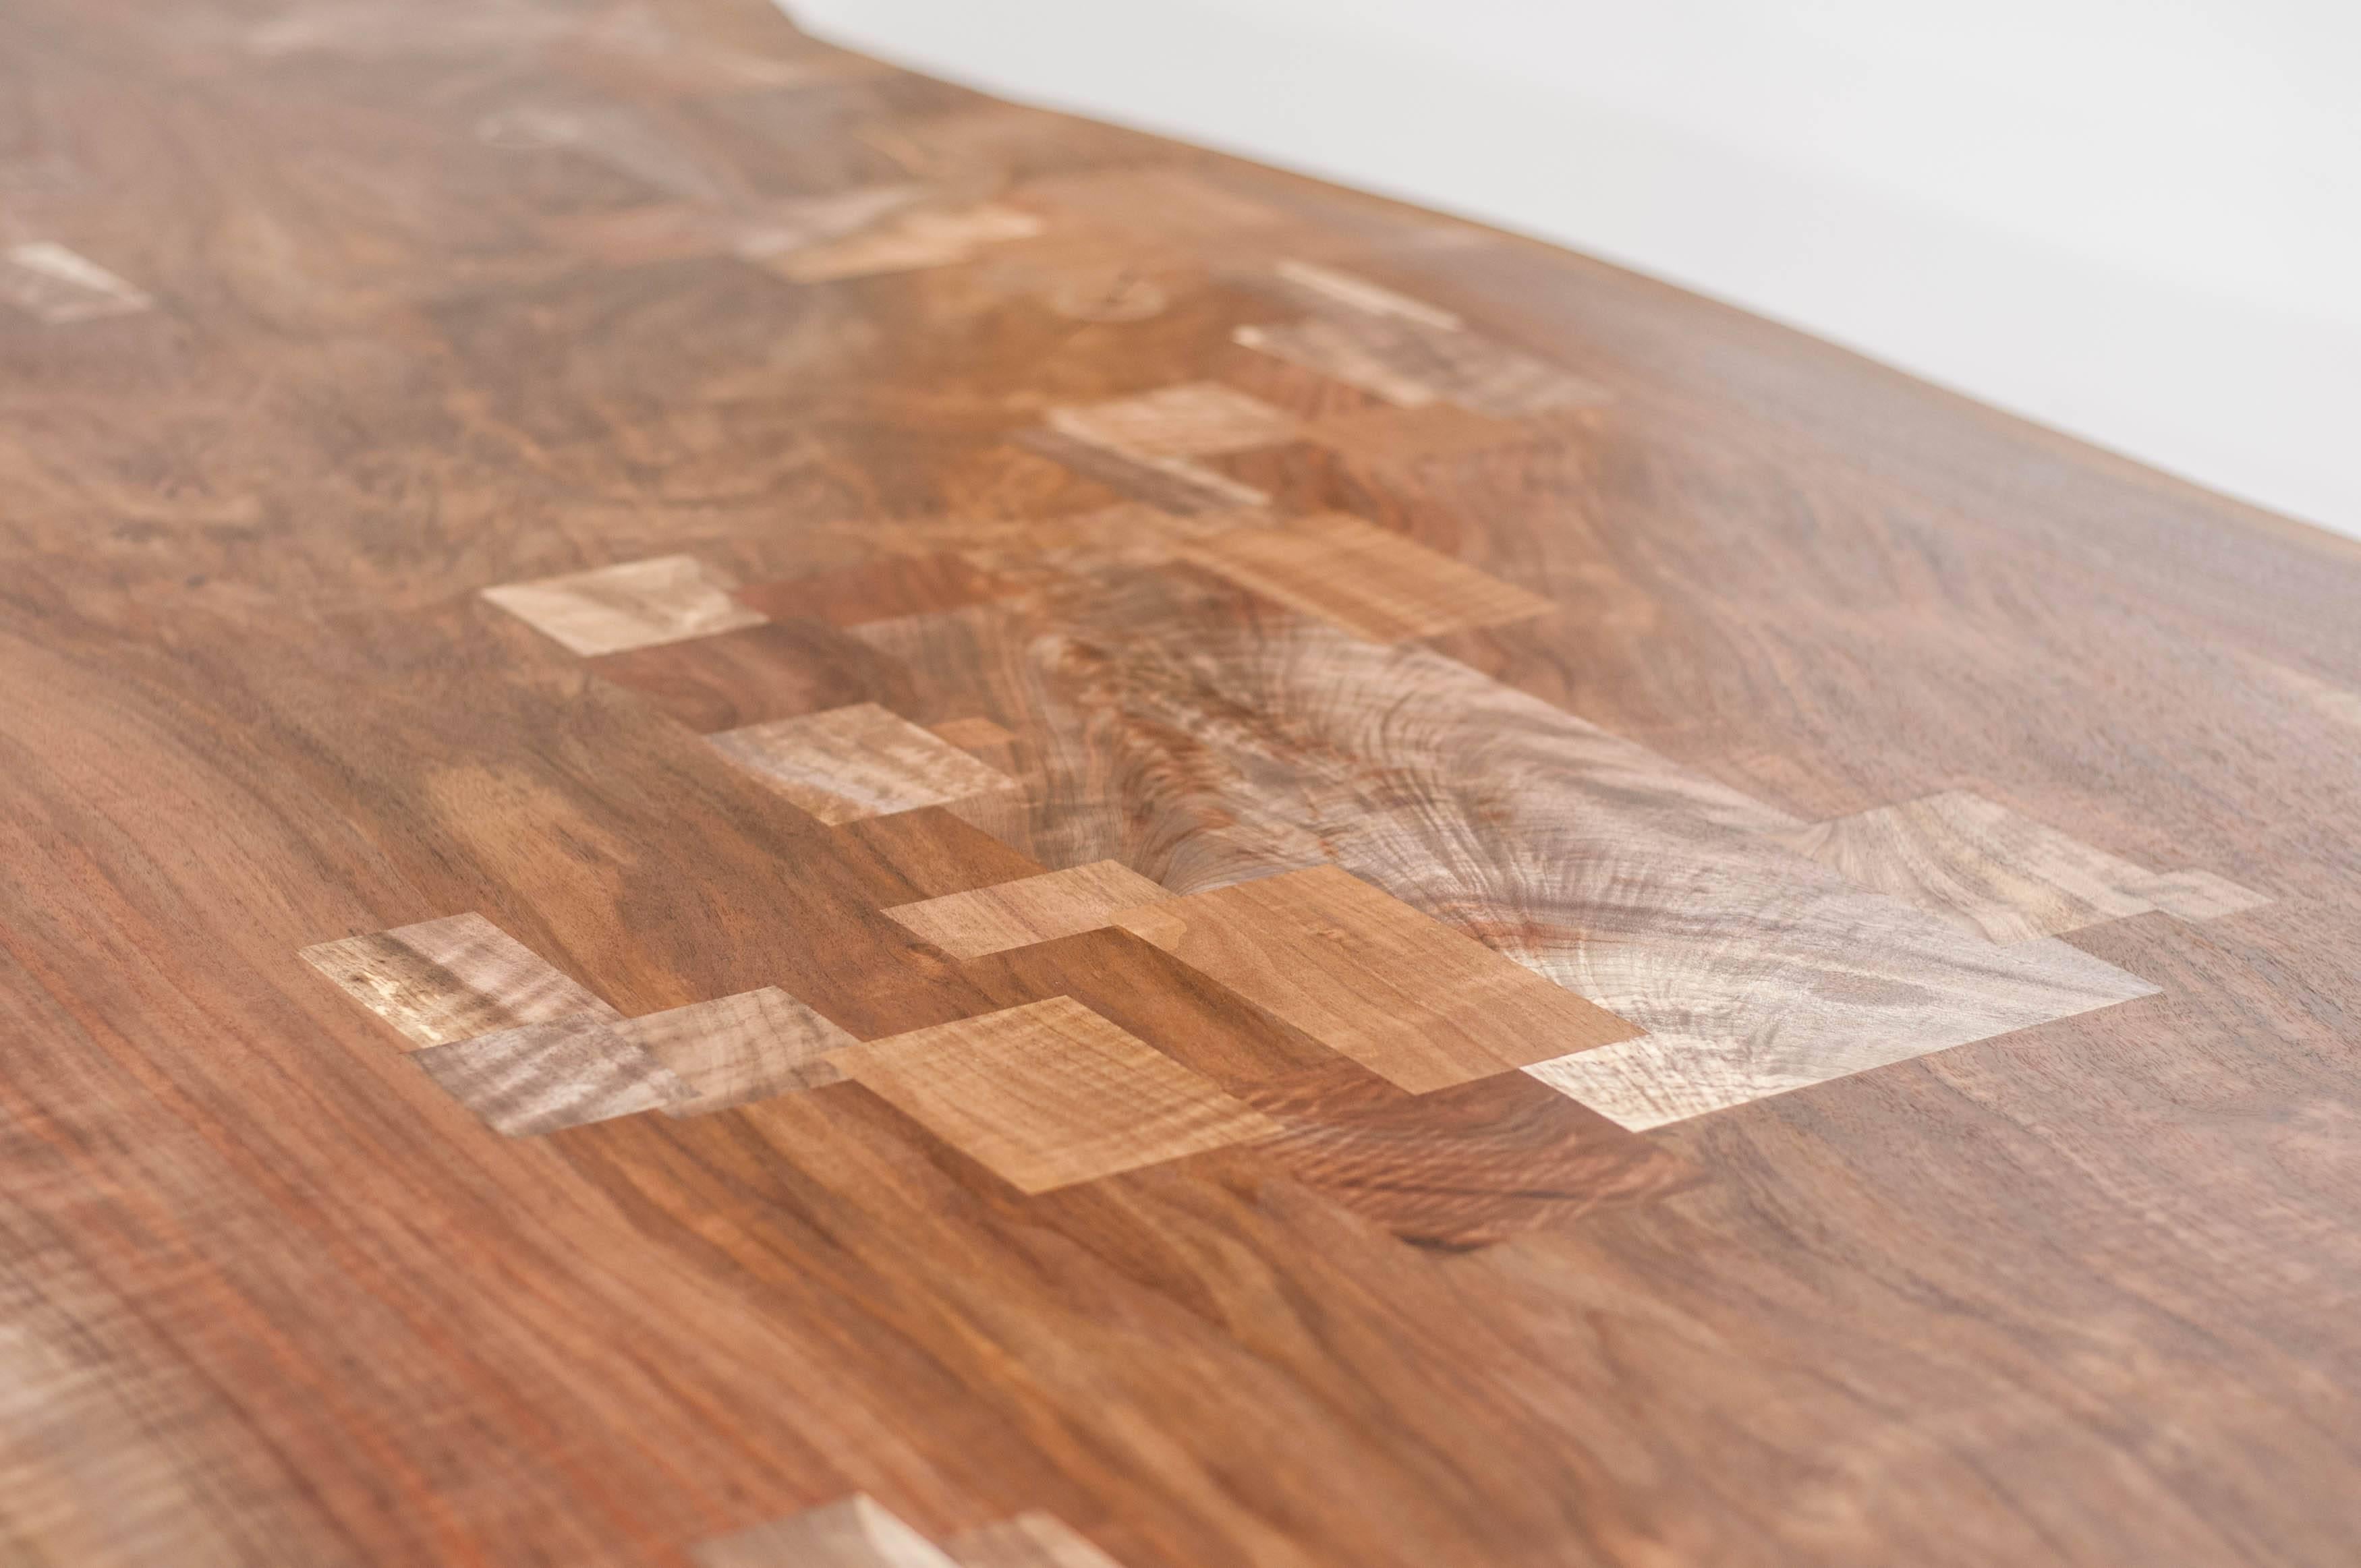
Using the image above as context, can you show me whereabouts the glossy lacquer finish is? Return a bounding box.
[4,2,2359,1565]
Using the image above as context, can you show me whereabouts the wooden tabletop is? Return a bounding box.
[7,2,2359,1565]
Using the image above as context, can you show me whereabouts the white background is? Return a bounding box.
[787,0,2361,540]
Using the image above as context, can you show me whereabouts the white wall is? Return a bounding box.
[788,0,2361,540]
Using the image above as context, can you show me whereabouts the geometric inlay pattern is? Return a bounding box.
[481,554,767,657]
[707,702,1020,825]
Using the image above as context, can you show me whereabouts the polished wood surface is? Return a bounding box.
[5,1,2360,1565]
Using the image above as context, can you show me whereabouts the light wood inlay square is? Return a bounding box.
[692,1494,957,1568]
[946,1511,1127,1568]
[834,997,1280,1193]
[2132,868,2272,923]
[301,912,619,1050]
[1112,865,1640,1094]
[884,861,1173,959]
[618,987,856,1113]
[1,242,153,323]
[411,1017,697,1136]
[1271,259,1462,328]
[481,555,766,657]
[1046,382,1300,459]
[1235,314,1609,415]
[765,204,1043,283]
[707,702,1020,825]
[1771,790,2163,944]
[1177,511,1554,643]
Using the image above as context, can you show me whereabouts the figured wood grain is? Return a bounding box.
[1234,314,1611,415]
[1113,865,1639,1093]
[1013,427,1272,515]
[409,1016,698,1136]
[833,997,1280,1193]
[707,702,1019,825]
[946,1511,1129,1568]
[0,241,152,323]
[2134,867,2274,923]
[1269,259,1462,329]
[1771,790,2194,944]
[1175,510,1556,642]
[737,553,1021,628]
[618,987,855,1113]
[1046,383,1301,461]
[1256,1068,1704,1249]
[855,570,2157,1128]
[481,555,766,658]
[300,912,620,1050]
[12,3,2361,1564]
[886,861,1173,959]
[764,204,1044,283]
[693,1494,957,1568]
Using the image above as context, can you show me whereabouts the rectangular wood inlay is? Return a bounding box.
[411,1017,697,1136]
[946,1512,1128,1568]
[1770,790,2167,944]
[300,912,619,1050]
[1,241,153,323]
[765,204,1044,283]
[885,861,1174,959]
[1272,259,1462,329]
[692,1494,959,1568]
[2132,868,2272,923]
[1177,511,1554,642]
[617,987,856,1113]
[834,997,1280,1193]
[1046,382,1300,459]
[1112,865,1641,1094]
[481,555,766,657]
[1235,314,1610,415]
[708,703,1019,825]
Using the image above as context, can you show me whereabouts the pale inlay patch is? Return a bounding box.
[481,555,766,657]
[1046,382,1300,461]
[619,987,855,1113]
[1176,511,1555,643]
[946,1512,1129,1568]
[1270,258,1462,329]
[760,204,1044,283]
[1015,167,1288,242]
[476,104,724,203]
[885,861,1173,959]
[0,243,153,324]
[707,702,1019,825]
[1235,314,1610,416]
[1769,790,2269,944]
[301,912,619,1049]
[1014,427,1269,514]
[410,1016,698,1136]
[692,1494,957,1568]
[1114,865,1640,1095]
[834,997,1280,1193]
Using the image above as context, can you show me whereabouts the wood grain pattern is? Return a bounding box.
[886,861,1174,960]
[855,570,2156,1128]
[1270,259,1463,328]
[12,2,2361,1563]
[1114,865,1639,1093]
[0,241,152,323]
[764,204,1044,283]
[834,997,1281,1193]
[409,1016,698,1136]
[1770,789,2265,944]
[620,987,856,1112]
[300,912,620,1050]
[694,1495,957,1568]
[708,702,1020,825]
[1175,510,1557,641]
[946,1512,1129,1568]
[1234,312,1612,415]
[1046,382,1301,461]
[1258,1068,1704,1249]
[481,555,766,657]
[738,554,1021,628]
